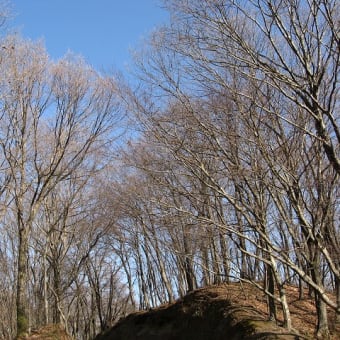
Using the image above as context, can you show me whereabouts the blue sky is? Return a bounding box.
[9,0,169,72]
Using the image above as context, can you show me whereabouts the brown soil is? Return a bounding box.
[95,283,340,340]
[19,324,72,340]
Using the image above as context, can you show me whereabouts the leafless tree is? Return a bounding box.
[0,36,119,337]
[116,1,339,335]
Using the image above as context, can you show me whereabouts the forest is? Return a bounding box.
[0,0,339,339]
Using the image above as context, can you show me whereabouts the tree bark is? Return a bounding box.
[336,277,340,326]
[266,266,277,322]
[53,263,62,324]
[311,248,330,339]
[16,227,30,337]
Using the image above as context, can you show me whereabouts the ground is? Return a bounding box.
[95,283,339,340]
[18,324,72,340]
[21,283,340,339]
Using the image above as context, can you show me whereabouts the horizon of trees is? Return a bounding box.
[0,1,338,339]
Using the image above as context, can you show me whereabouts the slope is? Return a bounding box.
[95,283,339,339]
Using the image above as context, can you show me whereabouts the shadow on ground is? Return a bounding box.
[95,285,306,340]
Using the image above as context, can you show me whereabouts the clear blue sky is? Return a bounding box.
[9,0,169,72]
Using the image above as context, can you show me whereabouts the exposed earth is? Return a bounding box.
[22,283,339,339]
[19,324,72,339]
[94,283,339,340]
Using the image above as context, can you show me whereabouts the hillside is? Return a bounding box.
[95,283,339,340]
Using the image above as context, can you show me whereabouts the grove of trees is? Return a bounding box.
[0,1,338,339]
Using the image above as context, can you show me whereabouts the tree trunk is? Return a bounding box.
[265,264,277,322]
[42,244,49,325]
[270,256,292,331]
[210,236,221,284]
[336,276,340,326]
[183,228,196,292]
[53,263,62,324]
[150,223,174,303]
[315,292,330,339]
[219,231,230,283]
[236,227,249,279]
[298,276,305,300]
[278,284,292,331]
[16,227,30,337]
[119,250,136,309]
[311,248,330,339]
[201,243,210,286]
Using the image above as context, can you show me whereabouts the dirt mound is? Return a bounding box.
[95,283,319,340]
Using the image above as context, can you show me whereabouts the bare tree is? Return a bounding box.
[117,1,339,337]
[0,36,119,337]
[162,0,339,173]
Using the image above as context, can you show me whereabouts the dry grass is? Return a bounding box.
[22,284,340,339]
[96,282,340,339]
[20,324,72,340]
[205,283,339,339]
